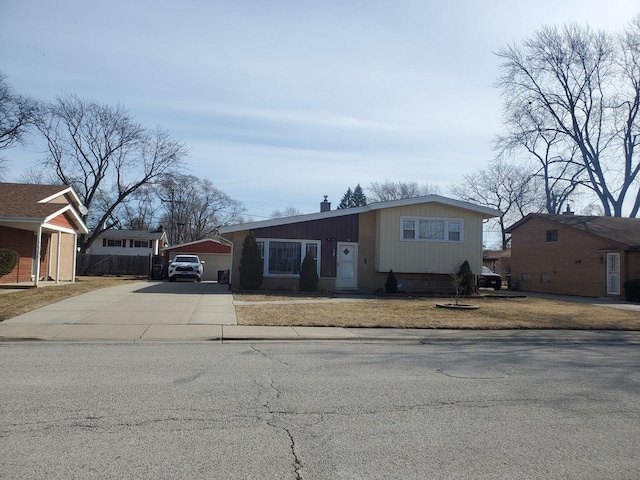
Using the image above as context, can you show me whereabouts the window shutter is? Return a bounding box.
[103,238,106,247]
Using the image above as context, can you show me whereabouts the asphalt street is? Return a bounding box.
[1,341,639,479]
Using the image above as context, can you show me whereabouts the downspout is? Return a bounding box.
[55,230,62,284]
[34,226,42,287]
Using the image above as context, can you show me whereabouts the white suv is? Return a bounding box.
[168,255,204,282]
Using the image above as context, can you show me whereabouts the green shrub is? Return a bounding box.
[385,270,398,293]
[623,279,640,303]
[299,251,319,292]
[0,248,19,277]
[239,231,263,290]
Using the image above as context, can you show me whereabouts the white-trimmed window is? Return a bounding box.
[106,239,123,247]
[401,217,464,242]
[257,239,321,277]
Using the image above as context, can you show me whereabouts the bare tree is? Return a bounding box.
[495,17,640,217]
[368,180,440,202]
[117,185,159,230]
[157,175,245,244]
[271,206,303,218]
[35,94,187,251]
[449,159,544,249]
[0,73,36,179]
[496,102,586,213]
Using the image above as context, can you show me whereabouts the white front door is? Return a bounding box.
[336,242,358,289]
[606,252,620,295]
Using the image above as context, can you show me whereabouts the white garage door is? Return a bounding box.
[198,253,231,281]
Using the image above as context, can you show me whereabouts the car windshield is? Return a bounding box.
[174,256,198,263]
[482,266,492,274]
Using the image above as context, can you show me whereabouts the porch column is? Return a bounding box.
[71,233,78,282]
[55,230,62,284]
[34,226,42,287]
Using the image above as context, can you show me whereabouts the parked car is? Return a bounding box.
[168,255,204,282]
[477,266,502,290]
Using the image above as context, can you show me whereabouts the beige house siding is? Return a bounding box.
[376,204,485,275]
[46,232,76,281]
[357,211,379,292]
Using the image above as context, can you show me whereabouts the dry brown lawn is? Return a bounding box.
[0,276,145,322]
[234,294,640,330]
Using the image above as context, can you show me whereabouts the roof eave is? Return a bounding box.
[219,195,502,234]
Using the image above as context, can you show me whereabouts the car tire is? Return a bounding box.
[168,276,176,282]
[494,285,501,291]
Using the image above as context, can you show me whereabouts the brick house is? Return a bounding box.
[506,214,640,299]
[219,195,500,293]
[0,183,89,286]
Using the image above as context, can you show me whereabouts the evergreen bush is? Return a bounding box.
[0,248,19,277]
[239,231,263,290]
[299,251,319,292]
[457,260,474,296]
[385,270,398,293]
[623,279,640,303]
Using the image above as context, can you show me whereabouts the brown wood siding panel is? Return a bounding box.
[49,212,74,229]
[253,214,359,278]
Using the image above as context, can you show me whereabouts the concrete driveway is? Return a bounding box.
[0,281,237,342]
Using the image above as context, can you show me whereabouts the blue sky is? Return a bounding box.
[1,0,638,220]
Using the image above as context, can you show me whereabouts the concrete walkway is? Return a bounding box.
[1,281,639,343]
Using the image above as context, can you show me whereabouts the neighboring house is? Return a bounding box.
[506,213,640,299]
[162,238,232,282]
[219,195,501,293]
[88,228,168,256]
[483,249,511,277]
[0,183,89,286]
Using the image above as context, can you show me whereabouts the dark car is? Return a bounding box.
[477,266,502,290]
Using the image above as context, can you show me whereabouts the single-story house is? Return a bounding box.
[88,228,168,256]
[219,195,501,293]
[0,183,89,286]
[505,213,640,299]
[162,238,232,282]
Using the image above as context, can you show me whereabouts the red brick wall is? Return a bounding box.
[0,226,35,283]
[510,217,629,298]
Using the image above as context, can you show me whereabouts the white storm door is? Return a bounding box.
[606,252,620,295]
[336,242,358,289]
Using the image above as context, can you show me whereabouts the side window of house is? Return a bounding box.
[106,239,122,247]
[401,217,463,242]
[546,230,558,242]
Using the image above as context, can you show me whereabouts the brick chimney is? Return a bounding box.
[320,195,331,212]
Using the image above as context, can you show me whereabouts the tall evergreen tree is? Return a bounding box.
[337,184,367,209]
[338,187,353,209]
[352,184,367,207]
[239,231,263,290]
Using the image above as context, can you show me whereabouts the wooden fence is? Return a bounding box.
[76,254,163,277]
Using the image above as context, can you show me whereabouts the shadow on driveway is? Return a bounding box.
[133,281,232,295]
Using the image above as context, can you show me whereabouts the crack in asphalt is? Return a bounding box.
[249,345,294,367]
[253,367,303,479]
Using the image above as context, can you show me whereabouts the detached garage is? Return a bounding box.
[162,238,232,282]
